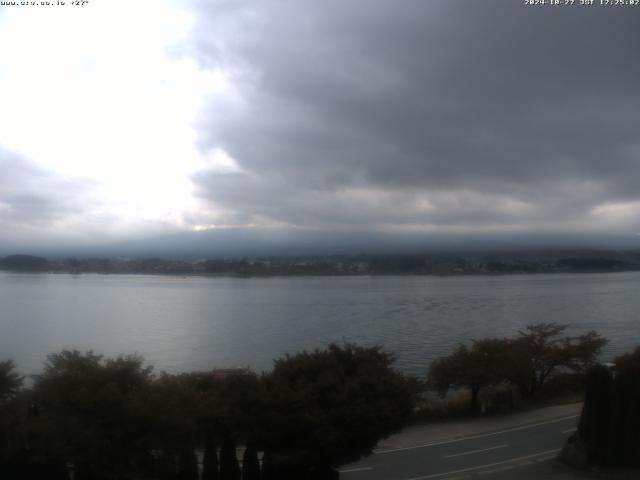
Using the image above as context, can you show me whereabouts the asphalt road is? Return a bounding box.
[340,414,580,480]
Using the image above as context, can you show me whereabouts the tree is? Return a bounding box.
[261,343,418,476]
[0,360,22,404]
[428,339,511,415]
[607,364,640,466]
[177,446,199,480]
[241,443,260,480]
[156,450,178,480]
[219,432,240,480]
[146,373,201,454]
[0,360,26,479]
[0,255,49,271]
[613,346,640,372]
[201,433,219,480]
[509,323,607,396]
[428,324,607,413]
[32,350,155,480]
[577,364,612,465]
[573,347,640,467]
[203,371,265,445]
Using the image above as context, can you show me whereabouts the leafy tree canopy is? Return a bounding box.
[613,346,640,372]
[510,323,607,396]
[32,350,155,478]
[428,323,608,413]
[262,343,418,470]
[428,338,511,414]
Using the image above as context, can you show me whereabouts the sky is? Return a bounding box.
[0,0,639,253]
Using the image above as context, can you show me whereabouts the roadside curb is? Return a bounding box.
[374,402,583,453]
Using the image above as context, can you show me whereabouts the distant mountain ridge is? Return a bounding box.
[3,228,640,261]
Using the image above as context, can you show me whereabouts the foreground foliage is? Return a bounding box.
[261,344,418,477]
[428,323,607,414]
[0,344,416,479]
[572,347,640,468]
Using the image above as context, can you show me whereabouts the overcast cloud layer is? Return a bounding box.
[0,149,92,233]
[1,0,639,251]
[188,0,640,238]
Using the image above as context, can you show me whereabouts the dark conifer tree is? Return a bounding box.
[157,450,178,480]
[177,446,199,480]
[578,364,612,465]
[608,365,640,466]
[576,354,640,467]
[260,450,274,480]
[241,443,260,480]
[201,433,219,480]
[38,454,70,480]
[219,433,240,480]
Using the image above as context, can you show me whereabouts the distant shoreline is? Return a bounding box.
[2,251,640,278]
[2,267,640,279]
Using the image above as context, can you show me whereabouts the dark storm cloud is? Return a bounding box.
[0,149,93,227]
[188,0,640,233]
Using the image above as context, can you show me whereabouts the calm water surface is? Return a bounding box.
[1,271,638,377]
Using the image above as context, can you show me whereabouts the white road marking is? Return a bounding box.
[562,428,577,434]
[444,444,508,458]
[376,415,579,454]
[339,466,373,474]
[478,465,514,475]
[404,448,561,480]
[535,455,558,462]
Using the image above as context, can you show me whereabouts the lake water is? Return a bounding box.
[1,271,638,377]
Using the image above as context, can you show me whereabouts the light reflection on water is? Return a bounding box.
[0,271,637,377]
